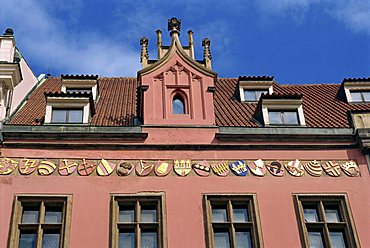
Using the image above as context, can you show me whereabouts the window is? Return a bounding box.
[172,95,185,114]
[294,194,359,248]
[66,87,92,94]
[203,195,263,248]
[9,195,72,248]
[111,193,166,248]
[51,108,83,124]
[349,90,370,103]
[243,89,268,101]
[268,110,299,125]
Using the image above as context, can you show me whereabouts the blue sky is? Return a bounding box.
[1,0,369,84]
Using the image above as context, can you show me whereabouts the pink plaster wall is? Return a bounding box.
[140,53,215,126]
[0,148,369,248]
[11,58,37,113]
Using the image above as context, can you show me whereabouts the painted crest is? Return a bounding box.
[285,159,305,177]
[340,161,360,177]
[38,160,57,175]
[248,159,267,176]
[58,159,78,176]
[229,160,248,176]
[211,161,229,177]
[174,160,192,177]
[77,159,97,176]
[97,159,116,176]
[192,160,211,177]
[0,157,18,175]
[303,160,322,177]
[266,161,284,177]
[19,159,39,175]
[322,161,341,177]
[136,160,154,176]
[154,160,172,177]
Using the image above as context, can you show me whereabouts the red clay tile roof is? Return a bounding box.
[8,77,370,128]
[214,78,370,128]
[9,77,138,126]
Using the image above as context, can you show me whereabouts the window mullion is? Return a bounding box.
[317,201,329,247]
[136,201,141,248]
[36,201,45,248]
[228,200,236,248]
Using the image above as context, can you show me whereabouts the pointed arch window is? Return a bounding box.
[172,94,186,115]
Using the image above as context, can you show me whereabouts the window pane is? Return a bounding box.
[42,232,60,248]
[362,92,370,102]
[119,207,135,223]
[212,206,228,223]
[141,208,157,223]
[244,90,256,101]
[255,90,268,100]
[233,207,249,222]
[269,111,281,124]
[308,231,324,248]
[22,206,39,223]
[141,232,157,248]
[283,111,299,125]
[45,206,62,223]
[350,92,362,102]
[236,231,252,248]
[214,232,230,248]
[325,207,341,222]
[173,98,185,114]
[51,109,67,123]
[68,109,83,123]
[119,231,135,248]
[19,233,37,248]
[303,208,319,222]
[330,232,346,248]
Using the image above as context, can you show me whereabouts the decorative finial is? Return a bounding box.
[140,37,149,68]
[188,30,194,59]
[202,38,212,69]
[156,29,162,46]
[3,28,14,36]
[168,17,181,36]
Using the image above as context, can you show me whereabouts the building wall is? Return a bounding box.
[10,58,37,113]
[1,147,368,247]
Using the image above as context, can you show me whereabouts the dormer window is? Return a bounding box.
[238,76,274,102]
[349,90,370,103]
[256,93,305,126]
[244,89,269,101]
[51,108,83,124]
[44,92,95,125]
[60,74,98,100]
[268,110,299,125]
[342,78,370,103]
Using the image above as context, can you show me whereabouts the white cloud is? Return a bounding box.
[328,0,370,35]
[0,0,140,76]
[257,0,370,35]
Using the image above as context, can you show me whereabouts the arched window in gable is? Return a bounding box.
[172,94,186,114]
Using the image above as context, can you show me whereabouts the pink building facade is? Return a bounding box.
[0,18,369,248]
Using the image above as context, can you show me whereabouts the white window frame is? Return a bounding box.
[239,81,273,102]
[45,97,91,124]
[343,81,370,103]
[262,98,305,126]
